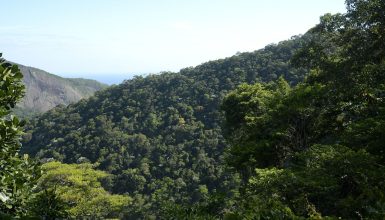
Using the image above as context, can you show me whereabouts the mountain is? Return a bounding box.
[12,63,108,117]
[22,36,308,217]
[7,0,384,218]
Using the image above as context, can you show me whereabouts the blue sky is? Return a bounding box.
[0,0,346,84]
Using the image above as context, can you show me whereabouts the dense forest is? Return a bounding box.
[21,34,307,218]
[1,0,385,219]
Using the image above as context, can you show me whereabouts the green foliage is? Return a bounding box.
[31,161,131,219]
[232,145,385,219]
[29,187,69,219]
[221,0,385,218]
[20,1,385,218]
[0,55,41,217]
[159,192,230,220]
[221,78,291,178]
[22,37,307,217]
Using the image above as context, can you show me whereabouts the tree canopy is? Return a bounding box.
[11,0,385,218]
[21,37,308,217]
[220,0,385,218]
[30,161,131,219]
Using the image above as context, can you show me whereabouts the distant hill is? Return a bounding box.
[12,63,108,116]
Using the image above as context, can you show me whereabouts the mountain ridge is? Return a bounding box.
[23,36,308,217]
[10,62,108,116]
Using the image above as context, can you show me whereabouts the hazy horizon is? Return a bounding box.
[61,72,145,85]
[1,0,346,82]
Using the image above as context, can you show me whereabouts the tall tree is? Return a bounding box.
[222,0,385,218]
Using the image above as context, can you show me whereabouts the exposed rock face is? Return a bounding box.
[14,63,107,115]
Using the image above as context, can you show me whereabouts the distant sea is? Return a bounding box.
[59,73,146,85]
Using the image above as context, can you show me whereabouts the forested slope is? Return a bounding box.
[217,1,385,218]
[4,0,384,218]
[22,36,308,217]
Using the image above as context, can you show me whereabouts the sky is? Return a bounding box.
[0,0,346,84]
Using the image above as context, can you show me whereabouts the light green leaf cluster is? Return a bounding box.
[35,161,131,219]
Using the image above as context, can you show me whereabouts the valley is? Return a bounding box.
[1,0,385,219]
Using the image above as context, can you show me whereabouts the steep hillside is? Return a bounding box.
[12,63,107,116]
[22,36,308,217]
